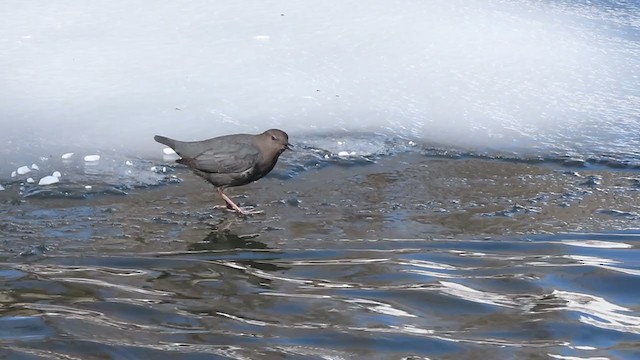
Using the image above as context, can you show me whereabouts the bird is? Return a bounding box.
[154,129,291,215]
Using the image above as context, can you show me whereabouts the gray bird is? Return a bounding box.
[154,129,291,215]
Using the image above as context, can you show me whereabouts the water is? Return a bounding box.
[1,0,640,359]
[2,151,640,359]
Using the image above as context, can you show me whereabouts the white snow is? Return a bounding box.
[38,175,60,185]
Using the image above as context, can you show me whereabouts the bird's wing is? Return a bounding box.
[186,142,260,174]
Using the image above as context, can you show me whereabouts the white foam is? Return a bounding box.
[562,240,632,249]
[84,155,100,162]
[17,166,31,175]
[38,175,60,185]
[61,152,74,159]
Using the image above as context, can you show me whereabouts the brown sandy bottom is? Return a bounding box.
[1,154,640,359]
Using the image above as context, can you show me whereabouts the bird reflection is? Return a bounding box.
[189,230,268,252]
[188,226,288,273]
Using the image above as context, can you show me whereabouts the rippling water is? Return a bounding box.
[2,147,640,359]
[2,230,639,359]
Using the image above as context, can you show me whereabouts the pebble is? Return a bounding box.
[61,152,74,159]
[38,175,60,185]
[17,166,31,175]
[84,155,100,162]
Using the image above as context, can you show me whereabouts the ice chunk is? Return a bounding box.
[84,155,100,162]
[125,160,133,166]
[17,166,31,175]
[52,171,62,178]
[150,166,157,171]
[85,185,92,189]
[38,175,60,185]
[26,177,35,183]
[11,171,17,177]
[0,185,4,191]
[337,151,350,157]
[162,147,176,155]
[31,164,40,170]
[61,152,74,159]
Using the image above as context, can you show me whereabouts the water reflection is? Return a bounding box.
[188,229,267,252]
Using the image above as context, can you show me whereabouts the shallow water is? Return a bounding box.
[1,149,639,359]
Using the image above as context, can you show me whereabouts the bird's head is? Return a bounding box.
[262,129,292,155]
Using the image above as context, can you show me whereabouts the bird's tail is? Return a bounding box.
[154,135,176,149]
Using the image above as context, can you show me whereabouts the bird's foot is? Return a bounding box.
[217,189,263,216]
[214,204,264,216]
[233,206,264,216]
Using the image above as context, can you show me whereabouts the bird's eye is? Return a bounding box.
[271,135,277,141]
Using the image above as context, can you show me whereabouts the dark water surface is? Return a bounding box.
[1,152,639,359]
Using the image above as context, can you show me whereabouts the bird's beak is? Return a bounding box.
[284,143,293,151]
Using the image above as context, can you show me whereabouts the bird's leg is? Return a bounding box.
[217,188,263,215]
